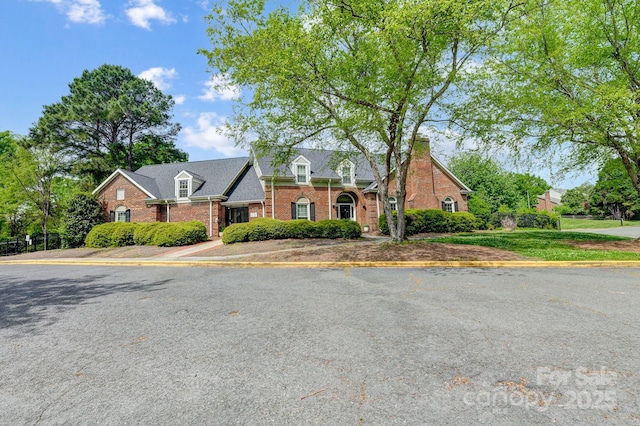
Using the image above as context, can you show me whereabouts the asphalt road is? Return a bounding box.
[1,265,639,425]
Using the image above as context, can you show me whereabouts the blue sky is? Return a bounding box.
[0,0,593,188]
[0,0,246,160]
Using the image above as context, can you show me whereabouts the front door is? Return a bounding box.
[336,193,355,220]
[338,204,352,220]
[226,206,249,225]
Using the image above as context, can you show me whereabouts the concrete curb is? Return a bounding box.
[3,259,640,268]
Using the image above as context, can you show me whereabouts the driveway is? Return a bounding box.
[566,225,640,238]
[1,265,639,425]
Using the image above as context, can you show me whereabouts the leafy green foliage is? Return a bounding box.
[379,209,478,235]
[455,0,640,197]
[201,0,515,242]
[447,152,520,211]
[30,64,182,184]
[491,211,559,229]
[558,183,594,215]
[85,221,207,248]
[222,218,361,244]
[60,193,104,248]
[467,196,492,229]
[590,159,640,220]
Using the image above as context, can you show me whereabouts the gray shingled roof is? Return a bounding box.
[255,148,381,182]
[119,169,161,198]
[133,157,250,199]
[225,165,265,203]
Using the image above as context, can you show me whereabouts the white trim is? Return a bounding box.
[336,193,356,221]
[92,169,157,199]
[430,156,473,193]
[328,179,332,220]
[338,160,355,186]
[291,155,311,185]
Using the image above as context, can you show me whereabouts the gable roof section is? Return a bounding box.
[254,148,380,182]
[133,157,250,199]
[430,156,472,193]
[92,169,158,199]
[224,165,265,204]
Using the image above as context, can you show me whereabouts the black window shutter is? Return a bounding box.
[291,202,297,219]
[441,201,445,211]
[310,202,315,221]
[242,207,249,222]
[109,211,115,222]
[454,201,458,212]
[125,209,131,222]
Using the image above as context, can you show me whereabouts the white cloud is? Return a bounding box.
[32,0,106,24]
[198,75,241,102]
[182,113,246,157]
[173,95,186,105]
[138,67,177,90]
[125,0,176,30]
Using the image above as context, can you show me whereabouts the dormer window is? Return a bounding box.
[339,160,355,186]
[178,179,189,198]
[174,170,204,200]
[292,156,311,185]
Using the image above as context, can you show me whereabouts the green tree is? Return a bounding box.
[60,193,104,248]
[447,152,520,212]
[31,64,181,184]
[201,0,516,242]
[0,131,28,237]
[559,183,594,215]
[590,159,640,220]
[455,0,640,198]
[108,134,188,171]
[511,172,550,210]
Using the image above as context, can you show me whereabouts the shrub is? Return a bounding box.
[222,218,360,244]
[339,219,362,239]
[491,210,559,230]
[152,221,208,247]
[468,196,491,230]
[86,221,207,248]
[111,223,138,246]
[286,219,318,239]
[133,222,166,245]
[316,220,344,239]
[379,209,478,235]
[60,193,104,248]
[85,222,121,247]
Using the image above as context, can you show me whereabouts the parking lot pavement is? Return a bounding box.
[1,265,639,425]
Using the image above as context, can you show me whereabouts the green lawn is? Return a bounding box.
[428,230,640,261]
[559,217,640,230]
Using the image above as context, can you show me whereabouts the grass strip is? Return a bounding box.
[428,230,640,261]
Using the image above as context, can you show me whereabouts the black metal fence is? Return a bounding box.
[0,234,61,257]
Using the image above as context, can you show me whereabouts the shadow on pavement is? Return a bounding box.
[0,274,169,335]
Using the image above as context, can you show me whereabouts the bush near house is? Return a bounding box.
[491,210,559,230]
[222,218,361,244]
[378,209,478,236]
[85,221,207,248]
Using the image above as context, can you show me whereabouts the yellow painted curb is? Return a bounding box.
[3,259,640,268]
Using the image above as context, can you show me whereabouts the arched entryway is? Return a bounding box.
[336,193,356,221]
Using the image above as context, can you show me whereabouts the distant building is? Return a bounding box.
[536,189,564,212]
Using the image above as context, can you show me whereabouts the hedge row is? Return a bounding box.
[85,221,208,248]
[491,211,559,229]
[222,218,361,244]
[378,209,478,236]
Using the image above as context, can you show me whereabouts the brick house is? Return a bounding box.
[93,147,471,238]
